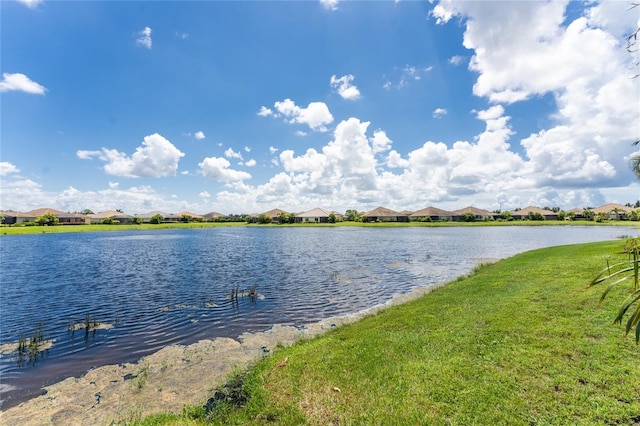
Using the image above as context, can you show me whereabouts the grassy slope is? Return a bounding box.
[137,240,640,426]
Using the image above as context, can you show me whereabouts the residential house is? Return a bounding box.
[202,211,225,221]
[0,210,23,225]
[295,207,342,223]
[409,206,453,222]
[88,210,134,224]
[175,211,204,222]
[566,208,587,220]
[450,206,495,222]
[137,211,172,222]
[362,207,409,222]
[510,206,559,221]
[23,208,90,225]
[261,208,291,223]
[592,203,633,220]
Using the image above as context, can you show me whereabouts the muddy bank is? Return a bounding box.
[0,284,445,426]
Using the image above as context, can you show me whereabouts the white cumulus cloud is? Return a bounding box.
[224,148,243,160]
[433,108,448,118]
[330,74,361,100]
[17,0,43,9]
[199,157,252,182]
[257,106,274,117]
[320,0,339,11]
[194,131,205,140]
[0,162,20,176]
[136,27,152,49]
[0,73,47,94]
[76,133,185,178]
[273,98,334,132]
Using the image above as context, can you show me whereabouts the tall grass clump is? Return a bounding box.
[589,236,640,342]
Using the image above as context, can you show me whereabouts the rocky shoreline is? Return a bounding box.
[0,284,444,426]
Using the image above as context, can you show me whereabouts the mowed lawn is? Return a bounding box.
[140,240,640,425]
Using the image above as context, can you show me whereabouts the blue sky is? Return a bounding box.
[1,0,639,215]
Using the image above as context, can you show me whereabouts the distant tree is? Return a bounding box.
[527,212,544,221]
[101,217,118,225]
[80,209,94,215]
[583,208,595,221]
[462,212,476,222]
[35,213,59,226]
[345,210,360,222]
[611,208,624,221]
[500,211,512,221]
[116,209,124,213]
[277,212,295,224]
[421,216,432,222]
[328,213,336,224]
[557,211,566,221]
[258,214,272,224]
[149,213,164,224]
[131,216,143,225]
[594,212,608,223]
[181,214,192,223]
[631,140,640,179]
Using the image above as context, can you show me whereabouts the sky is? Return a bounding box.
[1,0,639,215]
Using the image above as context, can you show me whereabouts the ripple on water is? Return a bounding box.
[0,225,637,409]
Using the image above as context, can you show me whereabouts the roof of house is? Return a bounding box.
[137,211,171,219]
[260,208,289,217]
[410,206,453,217]
[450,206,495,216]
[24,208,68,217]
[175,211,204,219]
[592,203,633,214]
[567,208,585,214]
[89,210,133,219]
[202,211,224,219]
[296,207,332,218]
[510,206,557,216]
[0,210,22,218]
[363,206,403,217]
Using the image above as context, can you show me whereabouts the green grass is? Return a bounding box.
[132,240,640,425]
[1,220,634,236]
[0,222,246,235]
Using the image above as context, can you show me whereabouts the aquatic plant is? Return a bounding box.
[16,322,48,367]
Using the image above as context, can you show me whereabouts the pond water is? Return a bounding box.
[0,225,637,409]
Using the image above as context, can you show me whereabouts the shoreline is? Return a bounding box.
[0,282,451,426]
[0,220,632,236]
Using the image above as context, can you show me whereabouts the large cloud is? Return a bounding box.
[0,73,47,95]
[0,162,20,176]
[432,0,639,191]
[199,157,251,182]
[77,133,185,178]
[270,98,334,132]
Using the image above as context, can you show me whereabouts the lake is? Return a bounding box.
[0,225,637,409]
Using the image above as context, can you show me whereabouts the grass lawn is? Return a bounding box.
[135,240,640,425]
[0,220,632,236]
